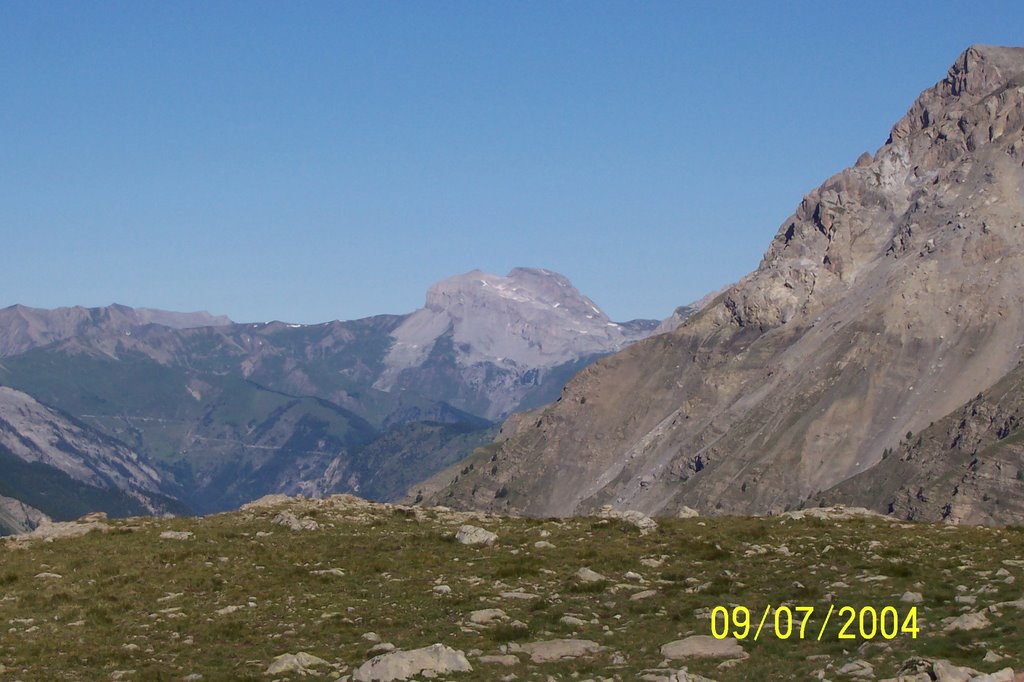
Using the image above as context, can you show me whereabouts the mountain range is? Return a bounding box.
[424,45,1024,526]
[0,268,667,533]
[7,45,1024,534]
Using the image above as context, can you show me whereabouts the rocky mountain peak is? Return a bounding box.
[890,44,1024,143]
[375,267,658,419]
[423,267,609,325]
[716,44,1024,334]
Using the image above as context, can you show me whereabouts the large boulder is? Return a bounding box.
[353,643,471,681]
[517,639,605,663]
[454,524,497,546]
[660,636,746,660]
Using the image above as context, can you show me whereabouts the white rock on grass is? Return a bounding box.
[930,659,980,681]
[660,636,746,660]
[455,525,497,546]
[240,494,293,510]
[576,567,608,583]
[272,511,319,532]
[34,572,62,580]
[900,591,923,604]
[10,516,110,544]
[309,568,345,577]
[517,639,605,663]
[837,659,873,678]
[353,643,472,681]
[597,506,658,535]
[630,589,658,601]
[468,609,507,625]
[477,654,519,667]
[159,531,193,541]
[264,652,329,676]
[500,591,539,600]
[943,611,990,632]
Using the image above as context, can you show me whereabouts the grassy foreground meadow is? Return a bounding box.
[1,496,1022,681]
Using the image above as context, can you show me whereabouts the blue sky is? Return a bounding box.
[3,2,1023,323]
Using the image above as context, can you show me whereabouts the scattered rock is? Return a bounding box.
[8,516,111,545]
[455,525,497,546]
[34,572,62,580]
[240,494,293,510]
[353,643,472,681]
[534,540,556,549]
[677,507,700,519]
[780,506,895,522]
[900,591,923,604]
[432,585,452,595]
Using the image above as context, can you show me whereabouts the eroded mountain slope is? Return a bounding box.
[818,359,1024,525]
[426,45,1024,518]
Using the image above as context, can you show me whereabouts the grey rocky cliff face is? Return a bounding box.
[426,45,1024,520]
[0,386,168,511]
[0,495,49,535]
[375,267,658,419]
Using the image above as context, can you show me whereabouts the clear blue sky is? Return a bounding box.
[3,2,1023,323]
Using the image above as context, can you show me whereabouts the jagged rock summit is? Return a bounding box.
[427,45,1024,522]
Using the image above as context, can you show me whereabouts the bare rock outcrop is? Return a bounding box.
[0,496,49,536]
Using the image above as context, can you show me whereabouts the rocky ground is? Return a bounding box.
[1,497,1022,681]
